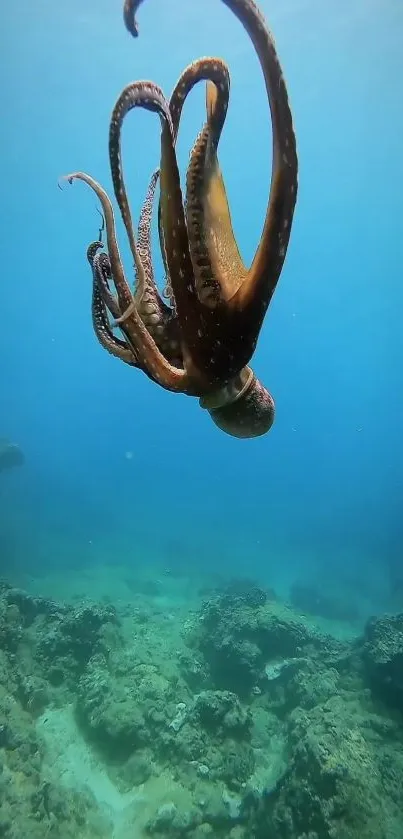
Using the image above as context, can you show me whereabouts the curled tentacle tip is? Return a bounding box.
[123,0,140,36]
[111,301,137,328]
[110,318,125,331]
[57,174,75,190]
[86,241,103,265]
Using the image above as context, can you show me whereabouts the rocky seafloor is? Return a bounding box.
[0,574,402,839]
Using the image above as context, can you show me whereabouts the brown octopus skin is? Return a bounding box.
[108,72,274,435]
[62,80,202,397]
[63,166,189,396]
[128,58,236,363]
[123,0,298,381]
[108,111,182,367]
[121,0,296,436]
[156,58,232,311]
[111,167,182,367]
[87,242,137,367]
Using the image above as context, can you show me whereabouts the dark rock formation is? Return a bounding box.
[0,438,24,472]
[363,612,403,710]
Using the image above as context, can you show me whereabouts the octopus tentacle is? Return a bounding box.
[123,0,143,36]
[108,90,155,307]
[111,168,172,330]
[92,281,138,366]
[106,81,211,386]
[136,168,160,288]
[175,0,297,331]
[219,0,298,318]
[137,59,231,310]
[93,252,125,322]
[170,59,232,308]
[87,242,137,365]
[94,170,181,366]
[135,168,175,322]
[124,0,298,323]
[157,59,233,308]
[151,61,242,308]
[133,169,182,365]
[87,241,103,266]
[61,171,189,393]
[87,242,122,320]
[108,85,182,334]
[168,58,229,143]
[194,81,248,301]
[186,125,222,307]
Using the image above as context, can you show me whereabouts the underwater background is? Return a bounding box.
[1,1,403,837]
[2,0,403,602]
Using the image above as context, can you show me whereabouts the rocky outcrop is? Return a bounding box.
[0,438,24,472]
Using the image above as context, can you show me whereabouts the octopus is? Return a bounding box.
[62,0,298,438]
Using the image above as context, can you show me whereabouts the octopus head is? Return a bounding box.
[199,367,275,439]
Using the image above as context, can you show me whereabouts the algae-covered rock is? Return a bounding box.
[165,690,255,793]
[1,575,403,839]
[0,679,107,839]
[36,601,121,686]
[0,598,23,652]
[76,653,178,760]
[188,588,341,697]
[0,581,62,624]
[363,612,403,710]
[76,656,150,758]
[259,694,403,839]
[192,690,251,737]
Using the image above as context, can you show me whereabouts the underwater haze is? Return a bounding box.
[1,1,403,837]
[1,0,403,596]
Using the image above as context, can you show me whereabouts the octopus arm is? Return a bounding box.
[222,0,298,320]
[63,170,189,394]
[92,284,137,366]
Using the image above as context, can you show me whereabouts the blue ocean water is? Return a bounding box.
[1,0,402,612]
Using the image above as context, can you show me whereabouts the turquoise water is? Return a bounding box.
[2,0,403,600]
[1,2,403,836]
